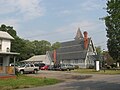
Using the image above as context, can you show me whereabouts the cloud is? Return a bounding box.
[59,10,72,16]
[53,20,106,41]
[55,20,104,34]
[16,0,44,20]
[80,0,101,11]
[70,20,103,32]
[0,0,44,20]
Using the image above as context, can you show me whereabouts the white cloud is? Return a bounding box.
[55,20,104,34]
[0,0,44,20]
[80,0,101,11]
[59,10,72,16]
[53,20,106,43]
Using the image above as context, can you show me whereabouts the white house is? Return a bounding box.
[0,31,19,75]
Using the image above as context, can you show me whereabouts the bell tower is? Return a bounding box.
[74,28,83,40]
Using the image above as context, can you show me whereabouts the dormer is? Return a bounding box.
[0,31,14,52]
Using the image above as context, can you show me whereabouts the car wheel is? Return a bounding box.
[34,70,38,74]
[67,69,70,71]
[20,70,24,74]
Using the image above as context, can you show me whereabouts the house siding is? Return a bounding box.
[60,59,86,68]
[2,39,11,52]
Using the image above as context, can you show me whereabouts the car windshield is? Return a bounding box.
[20,64,26,67]
[61,64,65,66]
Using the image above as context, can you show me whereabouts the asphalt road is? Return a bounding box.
[18,71,120,90]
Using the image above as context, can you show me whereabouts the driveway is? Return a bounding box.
[18,71,120,90]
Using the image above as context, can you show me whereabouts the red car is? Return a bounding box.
[40,65,49,70]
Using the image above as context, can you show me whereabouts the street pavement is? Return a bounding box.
[18,71,120,90]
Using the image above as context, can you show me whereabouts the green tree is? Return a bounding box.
[51,42,61,50]
[7,26,17,38]
[32,40,51,55]
[39,40,51,54]
[0,24,7,32]
[105,0,120,62]
[32,40,42,55]
[11,37,28,60]
[95,46,102,55]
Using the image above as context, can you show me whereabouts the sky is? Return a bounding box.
[0,0,107,50]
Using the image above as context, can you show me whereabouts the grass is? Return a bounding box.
[0,75,61,90]
[73,69,120,75]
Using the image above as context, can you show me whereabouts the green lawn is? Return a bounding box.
[0,75,61,90]
[73,69,120,75]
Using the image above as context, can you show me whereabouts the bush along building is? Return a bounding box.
[47,28,98,68]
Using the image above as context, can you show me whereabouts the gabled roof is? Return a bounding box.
[0,31,14,40]
[25,55,46,62]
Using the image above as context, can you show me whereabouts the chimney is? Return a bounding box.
[83,31,88,49]
[53,50,56,64]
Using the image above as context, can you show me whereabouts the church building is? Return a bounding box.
[48,28,97,68]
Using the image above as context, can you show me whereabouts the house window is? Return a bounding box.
[0,39,2,51]
[75,59,78,64]
[0,57,3,66]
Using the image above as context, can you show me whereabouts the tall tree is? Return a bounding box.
[0,24,7,32]
[105,0,120,62]
[51,42,61,50]
[95,46,102,55]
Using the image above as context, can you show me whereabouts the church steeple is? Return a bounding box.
[74,27,83,40]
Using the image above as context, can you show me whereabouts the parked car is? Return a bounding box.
[48,65,55,70]
[60,64,74,71]
[48,64,74,71]
[40,65,49,70]
[34,63,45,69]
[9,63,18,67]
[15,63,39,74]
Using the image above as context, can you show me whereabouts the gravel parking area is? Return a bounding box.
[19,70,120,90]
[26,70,92,81]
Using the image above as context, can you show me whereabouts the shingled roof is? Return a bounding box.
[56,38,90,60]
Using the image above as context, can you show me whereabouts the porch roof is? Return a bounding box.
[0,52,20,55]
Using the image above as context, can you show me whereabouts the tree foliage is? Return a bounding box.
[95,46,102,55]
[51,42,61,50]
[105,0,120,62]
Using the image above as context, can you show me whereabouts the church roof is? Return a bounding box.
[56,38,90,60]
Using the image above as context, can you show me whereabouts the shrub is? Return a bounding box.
[88,65,94,69]
[74,65,79,69]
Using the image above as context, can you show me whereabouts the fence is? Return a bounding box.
[0,66,14,75]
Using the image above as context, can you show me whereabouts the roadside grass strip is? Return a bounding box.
[0,75,61,90]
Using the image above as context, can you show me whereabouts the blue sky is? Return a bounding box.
[0,0,107,50]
